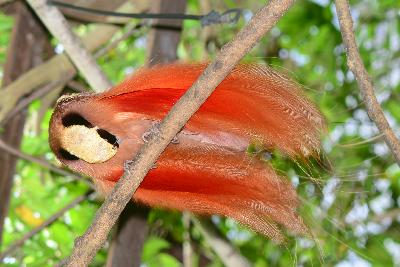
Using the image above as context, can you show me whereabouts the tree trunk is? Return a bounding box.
[146,0,187,66]
[106,0,186,266]
[0,0,52,247]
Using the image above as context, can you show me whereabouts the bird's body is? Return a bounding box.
[49,63,324,241]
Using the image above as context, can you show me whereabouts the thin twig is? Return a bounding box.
[0,139,93,188]
[182,212,192,267]
[94,22,143,59]
[0,192,92,261]
[191,217,250,267]
[335,0,400,166]
[1,72,75,126]
[62,1,296,265]
[337,133,384,148]
[0,7,142,123]
[4,21,141,118]
[1,22,143,123]
[66,80,89,93]
[27,0,112,92]
[372,208,400,222]
[66,22,143,93]
[0,23,119,123]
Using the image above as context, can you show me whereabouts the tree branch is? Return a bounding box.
[0,138,92,188]
[93,22,143,59]
[335,0,400,166]
[66,80,89,93]
[0,72,75,126]
[0,21,142,125]
[191,217,250,267]
[0,192,92,261]
[182,212,192,267]
[0,2,143,123]
[0,23,118,123]
[106,1,185,265]
[0,0,51,249]
[27,0,112,92]
[62,0,296,265]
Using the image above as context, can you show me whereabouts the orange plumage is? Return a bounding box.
[49,63,324,241]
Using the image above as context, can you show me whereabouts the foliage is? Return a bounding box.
[1,0,400,266]
[0,12,13,87]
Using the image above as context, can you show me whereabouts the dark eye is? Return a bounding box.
[58,148,79,161]
[97,129,119,147]
[62,113,93,128]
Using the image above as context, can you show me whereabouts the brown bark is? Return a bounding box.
[0,1,51,247]
[146,0,187,65]
[27,0,112,92]
[335,0,400,166]
[106,205,149,267]
[106,1,186,266]
[64,0,296,265]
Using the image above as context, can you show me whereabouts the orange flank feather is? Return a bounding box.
[48,63,324,240]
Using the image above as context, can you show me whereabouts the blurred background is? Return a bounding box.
[0,0,400,266]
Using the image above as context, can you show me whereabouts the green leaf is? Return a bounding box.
[142,236,171,262]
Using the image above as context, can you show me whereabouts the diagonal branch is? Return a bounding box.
[0,22,142,126]
[62,0,296,265]
[26,0,112,92]
[0,2,143,123]
[0,138,92,187]
[106,1,185,265]
[0,72,75,126]
[335,0,400,166]
[182,212,192,267]
[0,192,92,261]
[191,216,250,267]
[0,24,118,123]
